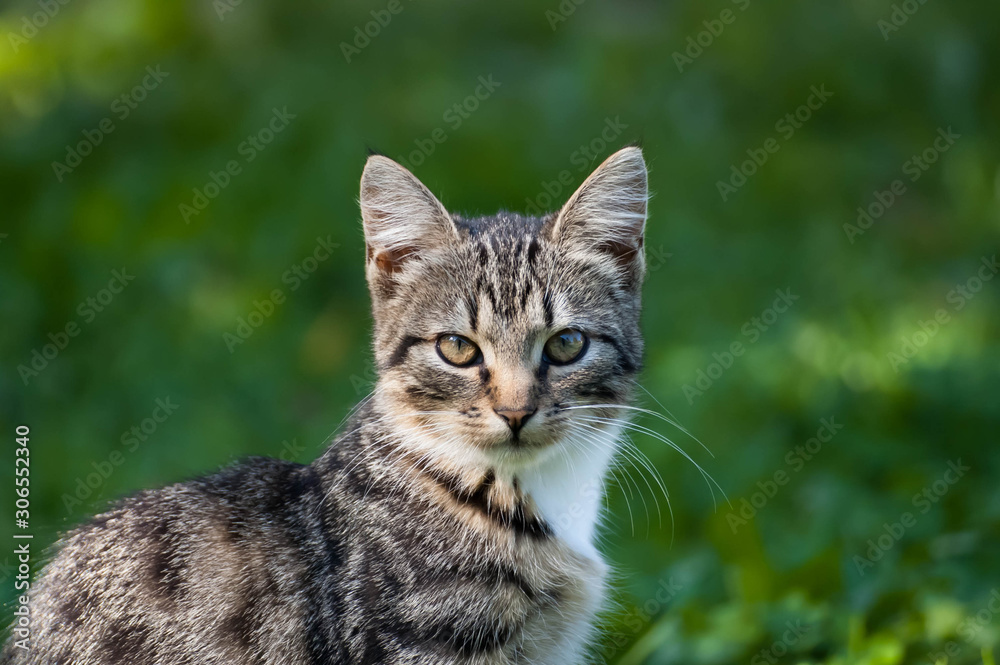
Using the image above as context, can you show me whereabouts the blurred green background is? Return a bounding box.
[1,0,999,663]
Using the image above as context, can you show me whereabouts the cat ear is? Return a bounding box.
[548,146,648,275]
[360,155,458,275]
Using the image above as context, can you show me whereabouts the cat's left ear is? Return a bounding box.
[548,146,648,283]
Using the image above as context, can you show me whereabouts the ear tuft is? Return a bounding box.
[360,156,457,276]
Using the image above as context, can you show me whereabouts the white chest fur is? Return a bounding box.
[516,424,622,560]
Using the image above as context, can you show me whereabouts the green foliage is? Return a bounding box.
[1,0,998,662]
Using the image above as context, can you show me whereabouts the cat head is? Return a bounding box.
[359,147,647,474]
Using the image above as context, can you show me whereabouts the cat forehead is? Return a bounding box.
[453,212,548,244]
[448,213,559,279]
[435,212,620,304]
[431,216,614,336]
[452,214,563,285]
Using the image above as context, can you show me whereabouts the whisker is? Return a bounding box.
[566,426,638,536]
[570,423,658,528]
[576,413,724,511]
[564,422,665,540]
[569,421,672,541]
[563,401,714,459]
[573,413,730,511]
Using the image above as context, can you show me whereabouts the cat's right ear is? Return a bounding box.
[360,156,458,277]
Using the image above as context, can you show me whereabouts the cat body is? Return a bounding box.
[3,146,649,664]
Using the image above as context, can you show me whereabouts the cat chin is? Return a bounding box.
[482,440,555,472]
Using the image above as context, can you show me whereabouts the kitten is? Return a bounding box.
[2,146,649,664]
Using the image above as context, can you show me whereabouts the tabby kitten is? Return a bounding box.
[3,146,649,664]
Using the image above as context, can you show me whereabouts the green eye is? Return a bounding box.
[543,329,588,365]
[436,334,481,367]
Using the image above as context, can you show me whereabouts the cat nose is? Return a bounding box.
[494,407,536,433]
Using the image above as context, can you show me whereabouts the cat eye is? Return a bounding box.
[543,329,588,365]
[436,334,482,367]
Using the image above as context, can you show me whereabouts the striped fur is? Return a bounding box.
[2,147,648,664]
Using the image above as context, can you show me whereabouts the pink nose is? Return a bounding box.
[494,407,536,433]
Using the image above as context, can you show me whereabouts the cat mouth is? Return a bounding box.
[492,429,555,455]
[506,429,527,446]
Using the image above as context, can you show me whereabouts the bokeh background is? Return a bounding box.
[2,0,999,663]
